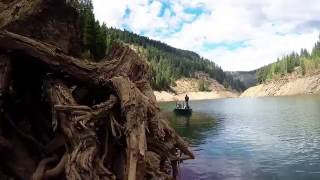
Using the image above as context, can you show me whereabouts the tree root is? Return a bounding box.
[44,153,67,178]
[0,4,194,178]
[32,153,67,180]
[6,115,46,154]
[32,156,57,180]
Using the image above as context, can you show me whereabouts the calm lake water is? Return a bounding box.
[159,95,320,180]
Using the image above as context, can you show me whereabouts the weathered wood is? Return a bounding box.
[32,156,58,180]
[32,153,67,180]
[0,1,194,178]
[1,0,82,56]
[0,25,194,180]
[44,153,67,178]
[0,0,43,29]
[46,79,117,180]
[109,77,147,180]
[0,31,150,89]
[0,30,165,140]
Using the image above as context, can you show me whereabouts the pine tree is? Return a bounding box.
[76,1,245,90]
[79,0,107,61]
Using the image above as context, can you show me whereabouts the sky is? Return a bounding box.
[92,0,320,71]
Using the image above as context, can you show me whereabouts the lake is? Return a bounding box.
[159,95,320,180]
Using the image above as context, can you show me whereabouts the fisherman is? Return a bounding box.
[185,94,189,109]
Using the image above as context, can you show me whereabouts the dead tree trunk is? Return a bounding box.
[0,1,194,179]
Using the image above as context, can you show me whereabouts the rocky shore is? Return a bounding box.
[154,77,239,102]
[241,71,320,97]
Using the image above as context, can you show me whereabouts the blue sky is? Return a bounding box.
[93,0,320,71]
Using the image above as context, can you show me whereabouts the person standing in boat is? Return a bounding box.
[185,94,189,109]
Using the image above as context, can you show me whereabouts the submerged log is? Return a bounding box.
[0,0,194,179]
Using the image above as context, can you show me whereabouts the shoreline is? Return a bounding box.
[241,72,320,97]
[154,90,239,102]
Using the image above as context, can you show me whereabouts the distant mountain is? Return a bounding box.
[227,71,257,89]
[103,27,246,91]
[78,1,245,91]
[239,35,320,97]
[254,36,320,84]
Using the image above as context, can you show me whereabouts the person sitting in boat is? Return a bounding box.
[185,94,189,109]
[176,102,182,108]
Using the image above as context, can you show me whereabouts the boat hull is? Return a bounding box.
[174,108,192,115]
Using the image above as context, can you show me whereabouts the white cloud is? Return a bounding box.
[201,32,318,70]
[92,0,320,71]
[92,0,127,28]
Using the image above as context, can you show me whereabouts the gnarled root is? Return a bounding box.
[0,29,194,179]
[46,79,116,180]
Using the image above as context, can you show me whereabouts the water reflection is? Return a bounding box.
[161,104,219,146]
[159,95,320,180]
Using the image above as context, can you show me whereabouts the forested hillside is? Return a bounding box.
[256,36,320,84]
[227,71,257,89]
[78,0,245,91]
[104,28,245,91]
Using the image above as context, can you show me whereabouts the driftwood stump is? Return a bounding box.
[0,0,194,179]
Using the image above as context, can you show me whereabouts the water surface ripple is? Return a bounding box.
[160,95,320,180]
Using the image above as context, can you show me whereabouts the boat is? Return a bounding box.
[174,101,192,115]
[174,107,192,115]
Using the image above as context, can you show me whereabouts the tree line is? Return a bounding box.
[257,36,320,84]
[78,0,108,60]
[78,0,245,91]
[104,28,245,91]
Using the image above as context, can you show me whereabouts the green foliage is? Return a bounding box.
[79,0,107,60]
[76,0,245,91]
[104,28,245,91]
[300,59,306,75]
[311,35,320,58]
[257,35,320,84]
[198,80,210,91]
